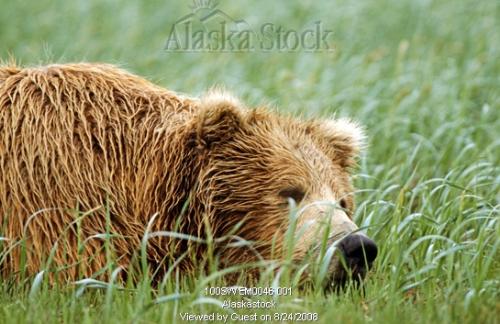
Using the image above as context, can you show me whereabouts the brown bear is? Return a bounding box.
[0,63,377,286]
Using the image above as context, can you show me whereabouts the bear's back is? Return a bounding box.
[0,63,196,235]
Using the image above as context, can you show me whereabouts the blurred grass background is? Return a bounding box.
[1,0,499,323]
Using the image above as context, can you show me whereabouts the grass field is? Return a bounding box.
[1,0,499,323]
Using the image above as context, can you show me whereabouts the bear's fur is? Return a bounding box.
[0,63,364,282]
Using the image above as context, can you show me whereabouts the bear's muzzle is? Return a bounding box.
[326,233,378,289]
[337,233,377,274]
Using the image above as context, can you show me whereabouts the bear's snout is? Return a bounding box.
[337,234,378,273]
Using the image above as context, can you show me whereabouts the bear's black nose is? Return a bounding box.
[338,234,378,269]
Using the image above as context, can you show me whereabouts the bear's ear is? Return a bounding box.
[306,118,366,168]
[192,90,246,149]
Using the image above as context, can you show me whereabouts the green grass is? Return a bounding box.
[1,0,499,323]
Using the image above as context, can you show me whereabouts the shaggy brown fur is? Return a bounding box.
[0,63,364,283]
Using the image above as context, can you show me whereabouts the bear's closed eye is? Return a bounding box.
[279,187,305,203]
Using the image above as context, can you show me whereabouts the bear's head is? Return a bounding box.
[189,90,377,288]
